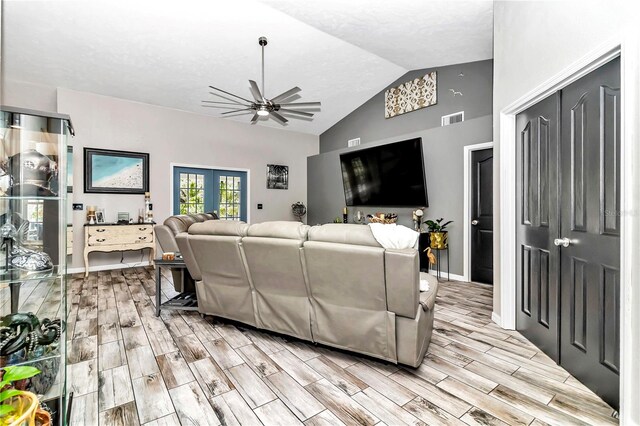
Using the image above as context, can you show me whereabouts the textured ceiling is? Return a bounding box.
[2,0,493,135]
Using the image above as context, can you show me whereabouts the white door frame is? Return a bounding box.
[169,162,251,223]
[497,33,640,423]
[463,141,494,283]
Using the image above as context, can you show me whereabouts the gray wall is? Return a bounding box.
[319,59,493,153]
[308,115,492,276]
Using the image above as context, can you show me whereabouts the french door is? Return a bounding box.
[173,166,247,222]
[516,57,620,409]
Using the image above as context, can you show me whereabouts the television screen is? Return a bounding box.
[339,138,428,206]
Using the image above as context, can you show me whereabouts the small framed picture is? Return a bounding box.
[267,164,288,190]
[96,210,106,224]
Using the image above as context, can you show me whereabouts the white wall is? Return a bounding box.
[3,81,318,269]
[493,0,636,314]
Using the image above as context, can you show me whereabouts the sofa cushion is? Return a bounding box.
[247,221,310,240]
[164,215,197,235]
[308,224,381,247]
[189,220,248,236]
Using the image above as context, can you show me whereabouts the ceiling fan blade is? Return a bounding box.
[208,92,247,105]
[278,102,321,107]
[202,100,250,106]
[270,111,288,125]
[209,85,253,104]
[221,111,254,117]
[250,113,260,124]
[278,108,313,117]
[221,108,252,115]
[201,105,250,109]
[248,80,264,102]
[271,87,301,103]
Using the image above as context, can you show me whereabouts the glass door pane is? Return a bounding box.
[173,167,213,215]
[213,170,247,222]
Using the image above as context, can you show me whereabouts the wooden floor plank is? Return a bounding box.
[168,381,221,426]
[65,269,617,426]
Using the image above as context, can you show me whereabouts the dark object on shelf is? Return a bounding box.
[1,149,58,196]
[155,258,198,316]
[343,213,348,223]
[0,313,63,357]
[84,147,149,194]
[8,246,53,273]
[340,137,428,206]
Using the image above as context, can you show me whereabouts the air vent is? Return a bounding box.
[441,111,465,126]
[348,138,361,147]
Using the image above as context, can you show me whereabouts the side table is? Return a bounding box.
[155,258,198,317]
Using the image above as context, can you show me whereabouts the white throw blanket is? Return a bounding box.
[368,223,420,250]
[420,279,430,292]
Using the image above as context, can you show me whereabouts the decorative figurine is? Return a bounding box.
[291,202,307,221]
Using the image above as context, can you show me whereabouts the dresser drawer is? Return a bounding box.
[87,225,154,246]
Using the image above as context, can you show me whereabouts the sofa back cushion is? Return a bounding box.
[304,224,396,361]
[180,220,256,325]
[242,221,313,339]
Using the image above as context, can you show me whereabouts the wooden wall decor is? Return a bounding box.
[385,71,437,118]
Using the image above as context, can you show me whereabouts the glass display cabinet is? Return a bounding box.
[0,106,73,425]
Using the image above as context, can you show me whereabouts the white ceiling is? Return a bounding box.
[2,0,493,135]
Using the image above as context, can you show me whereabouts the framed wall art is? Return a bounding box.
[84,148,149,194]
[266,164,288,190]
[385,71,437,118]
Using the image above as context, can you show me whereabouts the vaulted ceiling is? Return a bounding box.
[1,0,493,135]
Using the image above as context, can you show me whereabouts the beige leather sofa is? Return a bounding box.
[176,220,438,367]
[155,212,218,292]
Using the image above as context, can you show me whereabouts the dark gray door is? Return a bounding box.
[559,56,620,409]
[516,93,561,362]
[471,148,493,284]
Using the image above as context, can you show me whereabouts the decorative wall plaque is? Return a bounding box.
[385,71,437,118]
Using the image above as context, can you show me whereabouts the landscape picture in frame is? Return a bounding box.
[266,164,288,189]
[84,148,149,194]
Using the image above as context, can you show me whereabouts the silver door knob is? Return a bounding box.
[554,237,571,247]
[471,220,479,226]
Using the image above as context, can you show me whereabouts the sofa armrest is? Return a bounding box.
[419,276,439,311]
[155,224,179,253]
[175,232,202,281]
[385,249,420,319]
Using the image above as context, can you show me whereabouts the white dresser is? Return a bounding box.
[83,223,156,276]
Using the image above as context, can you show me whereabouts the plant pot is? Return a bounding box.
[5,391,38,426]
[34,408,51,426]
[429,231,448,249]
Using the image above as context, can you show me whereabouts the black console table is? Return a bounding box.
[155,258,198,316]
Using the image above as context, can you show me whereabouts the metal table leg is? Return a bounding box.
[447,248,450,281]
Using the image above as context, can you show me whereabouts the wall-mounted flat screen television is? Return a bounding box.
[339,137,428,206]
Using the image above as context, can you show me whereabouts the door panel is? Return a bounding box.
[470,148,493,284]
[516,92,561,362]
[559,56,620,409]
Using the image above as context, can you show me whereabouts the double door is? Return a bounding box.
[516,57,620,409]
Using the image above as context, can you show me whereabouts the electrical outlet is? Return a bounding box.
[72,203,83,211]
[257,204,263,209]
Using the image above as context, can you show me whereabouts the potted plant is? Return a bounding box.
[425,218,453,249]
[0,365,50,426]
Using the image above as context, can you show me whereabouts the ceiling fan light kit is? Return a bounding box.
[203,36,321,125]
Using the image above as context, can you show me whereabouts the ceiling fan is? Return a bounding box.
[202,36,321,125]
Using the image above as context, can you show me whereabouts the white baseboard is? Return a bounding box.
[491,311,502,327]
[67,261,153,275]
[426,270,467,282]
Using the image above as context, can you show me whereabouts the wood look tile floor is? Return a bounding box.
[63,267,617,426]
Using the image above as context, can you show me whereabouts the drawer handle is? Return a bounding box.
[96,238,106,242]
[138,236,147,240]
[139,227,148,231]
[96,229,106,233]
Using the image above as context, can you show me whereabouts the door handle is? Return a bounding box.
[471,220,479,226]
[554,237,571,247]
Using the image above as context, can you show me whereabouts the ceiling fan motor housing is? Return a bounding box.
[258,36,268,46]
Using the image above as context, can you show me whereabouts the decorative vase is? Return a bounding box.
[7,391,38,426]
[429,231,448,249]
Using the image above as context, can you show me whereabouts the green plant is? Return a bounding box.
[0,365,41,418]
[425,218,453,232]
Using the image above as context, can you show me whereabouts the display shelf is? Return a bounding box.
[0,265,64,285]
[1,106,72,425]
